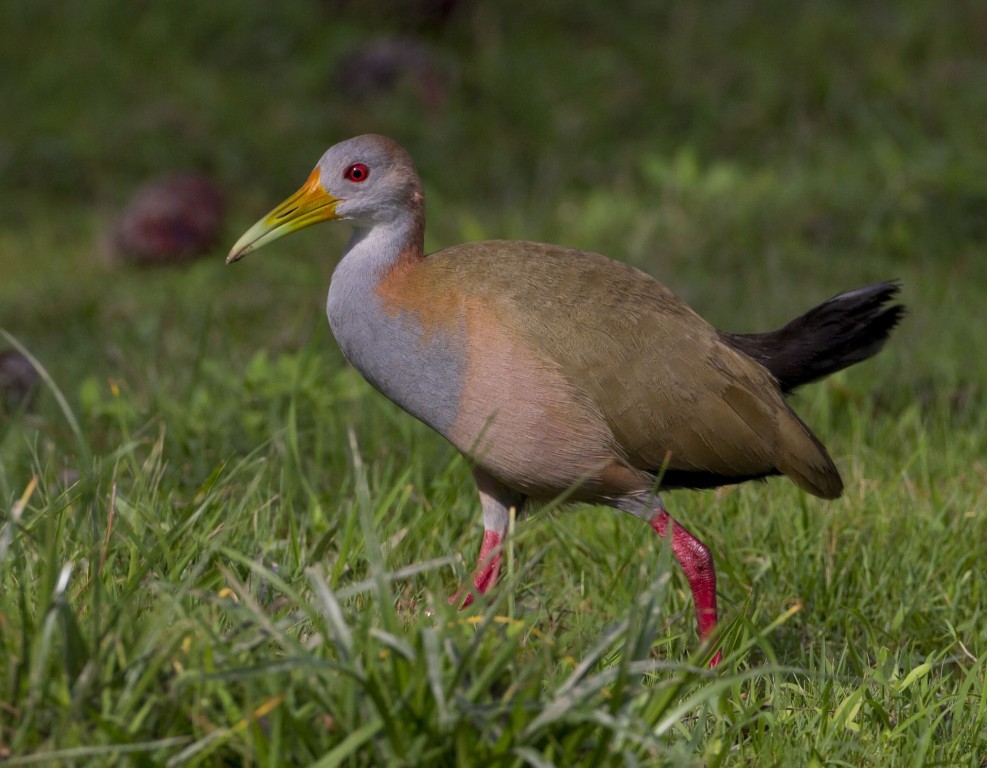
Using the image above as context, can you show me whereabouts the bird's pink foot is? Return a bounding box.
[650,510,722,667]
[450,529,503,607]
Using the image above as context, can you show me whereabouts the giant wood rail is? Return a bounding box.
[229,135,903,665]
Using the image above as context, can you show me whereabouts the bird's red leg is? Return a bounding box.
[450,468,524,607]
[451,529,503,607]
[649,508,722,667]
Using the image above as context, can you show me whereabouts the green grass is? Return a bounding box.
[2,1,986,764]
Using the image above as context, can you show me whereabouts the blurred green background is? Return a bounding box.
[3,0,985,397]
[1,1,986,763]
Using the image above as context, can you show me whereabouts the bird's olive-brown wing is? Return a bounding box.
[427,241,841,498]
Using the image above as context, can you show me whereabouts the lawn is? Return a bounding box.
[1,1,985,765]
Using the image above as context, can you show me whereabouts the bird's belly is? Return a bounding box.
[446,301,638,498]
[450,384,628,498]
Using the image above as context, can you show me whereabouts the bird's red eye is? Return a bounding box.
[344,163,369,182]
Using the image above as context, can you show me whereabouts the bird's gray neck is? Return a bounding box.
[326,212,418,351]
[339,209,422,280]
[325,212,464,436]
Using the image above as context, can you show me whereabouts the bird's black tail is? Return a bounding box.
[721,281,905,394]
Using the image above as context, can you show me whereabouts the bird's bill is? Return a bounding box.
[226,168,340,264]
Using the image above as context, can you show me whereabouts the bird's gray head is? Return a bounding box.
[226,134,423,264]
[316,134,423,228]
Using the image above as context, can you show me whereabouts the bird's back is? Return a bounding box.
[419,240,843,499]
